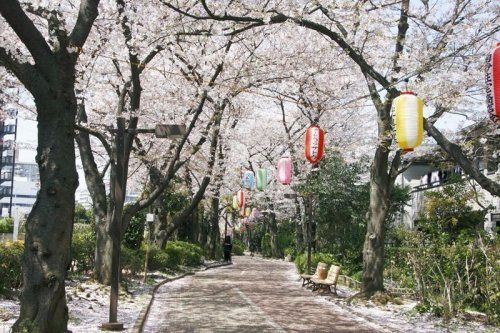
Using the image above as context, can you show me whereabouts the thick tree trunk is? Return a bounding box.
[153,212,169,249]
[360,84,396,296]
[269,212,279,258]
[189,207,200,244]
[13,90,79,333]
[362,143,391,295]
[206,197,220,259]
[94,215,112,283]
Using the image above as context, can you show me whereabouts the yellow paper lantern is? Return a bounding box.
[232,195,239,210]
[394,92,423,151]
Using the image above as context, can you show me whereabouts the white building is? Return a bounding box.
[0,163,39,216]
[396,159,500,233]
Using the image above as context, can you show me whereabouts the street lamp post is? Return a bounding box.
[143,213,155,283]
[101,124,186,331]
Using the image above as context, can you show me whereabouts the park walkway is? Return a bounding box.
[141,256,382,333]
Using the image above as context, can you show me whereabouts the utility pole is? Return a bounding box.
[8,116,18,217]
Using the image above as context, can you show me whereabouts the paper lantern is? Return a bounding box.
[394,92,423,152]
[237,189,245,208]
[305,124,325,164]
[232,195,239,210]
[486,42,500,123]
[242,171,255,189]
[256,168,267,191]
[251,208,260,219]
[277,157,292,185]
[245,207,252,217]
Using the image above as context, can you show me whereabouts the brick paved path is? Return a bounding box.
[142,256,382,332]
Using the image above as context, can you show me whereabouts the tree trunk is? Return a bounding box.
[75,108,110,284]
[362,145,391,295]
[294,198,304,252]
[94,214,113,284]
[206,197,220,259]
[269,212,279,258]
[13,89,79,333]
[153,213,169,249]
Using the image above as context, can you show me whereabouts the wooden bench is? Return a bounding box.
[311,265,341,294]
[299,262,327,287]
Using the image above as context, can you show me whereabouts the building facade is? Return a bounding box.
[396,160,499,233]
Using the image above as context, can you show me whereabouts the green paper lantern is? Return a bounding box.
[256,168,267,191]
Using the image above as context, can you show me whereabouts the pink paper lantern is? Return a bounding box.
[277,157,292,185]
[251,208,261,219]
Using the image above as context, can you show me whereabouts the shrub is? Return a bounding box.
[121,246,145,275]
[165,241,203,267]
[261,233,272,257]
[147,244,170,271]
[232,239,245,255]
[74,203,93,224]
[294,252,338,274]
[123,209,146,249]
[144,241,204,271]
[284,247,297,260]
[0,241,23,294]
[0,217,13,233]
[71,223,96,274]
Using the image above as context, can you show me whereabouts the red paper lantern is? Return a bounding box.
[486,42,500,123]
[237,189,245,208]
[305,124,325,164]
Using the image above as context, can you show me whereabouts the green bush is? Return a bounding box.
[351,270,363,282]
[145,241,204,271]
[284,247,297,260]
[0,217,13,233]
[165,241,203,267]
[0,241,23,294]
[294,252,338,274]
[146,244,170,271]
[232,239,245,255]
[71,223,96,274]
[121,246,145,275]
[123,209,146,250]
[74,203,93,224]
[385,183,500,324]
[261,233,272,257]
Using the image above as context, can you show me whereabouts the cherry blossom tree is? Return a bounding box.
[162,0,499,295]
[0,0,102,331]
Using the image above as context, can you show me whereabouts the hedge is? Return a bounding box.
[0,241,23,294]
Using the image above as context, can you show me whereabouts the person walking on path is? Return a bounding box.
[223,235,232,262]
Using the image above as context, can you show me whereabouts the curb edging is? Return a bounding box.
[132,262,232,333]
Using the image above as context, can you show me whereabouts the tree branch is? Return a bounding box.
[0,46,46,91]
[0,0,55,76]
[69,0,100,48]
[424,118,500,197]
[75,124,112,157]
